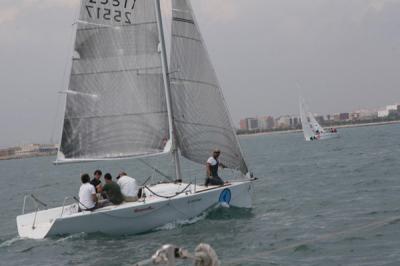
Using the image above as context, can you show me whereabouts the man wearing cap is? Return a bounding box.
[205,149,226,186]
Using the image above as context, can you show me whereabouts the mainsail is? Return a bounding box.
[299,98,315,140]
[169,0,248,174]
[308,111,324,133]
[58,0,169,162]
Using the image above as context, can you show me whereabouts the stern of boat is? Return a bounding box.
[17,197,78,239]
[17,212,54,239]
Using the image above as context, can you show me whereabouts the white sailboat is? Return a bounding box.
[17,0,255,239]
[299,97,339,141]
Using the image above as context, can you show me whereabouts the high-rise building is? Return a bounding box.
[239,118,259,130]
[239,119,248,130]
[258,116,275,130]
[377,104,399,118]
[339,113,349,121]
[275,115,291,128]
[247,118,259,130]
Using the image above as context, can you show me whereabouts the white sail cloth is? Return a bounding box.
[169,0,248,174]
[308,112,325,133]
[58,0,169,161]
[299,98,315,140]
[58,0,249,175]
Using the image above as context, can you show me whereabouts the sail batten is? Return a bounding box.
[170,77,218,88]
[71,67,162,77]
[65,110,167,120]
[171,34,201,42]
[174,119,233,131]
[170,0,248,174]
[58,0,169,162]
[172,17,195,24]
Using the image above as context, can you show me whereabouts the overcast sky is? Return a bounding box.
[1,0,400,147]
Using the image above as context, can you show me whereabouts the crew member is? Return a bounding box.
[205,149,226,186]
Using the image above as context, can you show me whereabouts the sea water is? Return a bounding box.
[1,124,400,265]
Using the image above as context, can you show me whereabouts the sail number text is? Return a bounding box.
[85,0,137,24]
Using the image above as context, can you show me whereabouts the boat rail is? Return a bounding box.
[60,196,76,217]
[22,194,47,215]
[22,194,48,229]
[22,194,77,229]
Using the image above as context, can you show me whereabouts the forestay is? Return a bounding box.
[169,0,248,174]
[58,0,169,162]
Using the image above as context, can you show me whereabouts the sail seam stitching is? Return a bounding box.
[77,21,157,31]
[65,111,167,120]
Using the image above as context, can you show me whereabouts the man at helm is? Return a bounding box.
[205,149,226,186]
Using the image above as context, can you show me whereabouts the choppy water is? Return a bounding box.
[1,124,400,265]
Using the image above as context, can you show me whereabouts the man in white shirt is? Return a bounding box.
[205,149,226,186]
[116,172,139,202]
[78,173,97,211]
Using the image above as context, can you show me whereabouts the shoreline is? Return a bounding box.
[239,120,400,138]
[0,152,56,161]
[1,120,399,160]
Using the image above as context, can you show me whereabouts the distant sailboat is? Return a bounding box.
[299,97,339,141]
[17,0,255,239]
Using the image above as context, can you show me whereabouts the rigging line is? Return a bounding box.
[140,176,152,186]
[138,159,174,182]
[144,183,192,199]
[30,194,48,207]
[224,215,400,264]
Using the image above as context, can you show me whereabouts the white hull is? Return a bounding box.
[17,180,254,239]
[305,132,340,141]
[318,132,340,140]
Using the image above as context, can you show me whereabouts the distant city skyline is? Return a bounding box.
[239,103,400,131]
[1,0,400,147]
[238,100,400,124]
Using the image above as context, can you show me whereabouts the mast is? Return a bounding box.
[154,0,182,181]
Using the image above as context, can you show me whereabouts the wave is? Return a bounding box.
[293,244,312,252]
[0,236,22,248]
[206,205,254,220]
[155,212,208,231]
[55,232,87,242]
